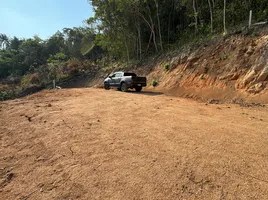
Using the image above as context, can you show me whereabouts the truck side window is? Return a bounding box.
[115,73,122,77]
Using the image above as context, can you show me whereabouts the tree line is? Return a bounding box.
[88,0,268,61]
[0,27,101,79]
[0,0,267,80]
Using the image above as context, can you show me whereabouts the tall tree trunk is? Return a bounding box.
[193,0,198,33]
[154,0,163,51]
[138,25,142,60]
[123,35,130,62]
[152,24,158,53]
[146,28,153,53]
[115,16,130,62]
[168,0,174,50]
[136,23,142,60]
[223,0,227,34]
[136,37,139,60]
[147,6,158,52]
[136,11,158,53]
[212,0,215,8]
[208,0,213,33]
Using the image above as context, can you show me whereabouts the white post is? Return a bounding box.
[53,80,56,89]
[249,10,252,28]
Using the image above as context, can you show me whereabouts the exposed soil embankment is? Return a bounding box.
[126,26,268,103]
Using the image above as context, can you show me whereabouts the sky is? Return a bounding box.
[0,0,94,39]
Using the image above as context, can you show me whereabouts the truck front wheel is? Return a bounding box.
[104,83,110,90]
[121,83,128,92]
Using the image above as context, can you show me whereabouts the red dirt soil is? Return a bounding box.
[1,88,268,199]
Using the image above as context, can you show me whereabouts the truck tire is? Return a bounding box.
[135,86,142,92]
[121,83,128,92]
[104,83,110,90]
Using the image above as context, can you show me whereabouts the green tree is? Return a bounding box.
[0,34,10,49]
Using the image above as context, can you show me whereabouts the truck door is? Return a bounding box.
[114,73,122,87]
[109,73,116,87]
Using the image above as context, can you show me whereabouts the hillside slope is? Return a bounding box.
[126,26,268,103]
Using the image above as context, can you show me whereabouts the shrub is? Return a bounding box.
[47,53,68,63]
[151,80,159,87]
[6,74,21,84]
[199,74,205,80]
[203,66,209,74]
[57,74,71,80]
[36,64,50,86]
[21,73,40,86]
[29,73,40,84]
[220,54,228,60]
[21,75,30,86]
[101,66,113,72]
[162,62,170,72]
[0,89,19,101]
[82,60,96,70]
[66,59,83,75]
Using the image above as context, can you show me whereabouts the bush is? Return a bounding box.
[29,73,40,84]
[6,74,21,84]
[67,59,81,75]
[36,64,50,86]
[57,74,71,80]
[101,66,113,72]
[20,73,40,90]
[203,66,209,74]
[82,60,96,70]
[0,89,18,101]
[199,74,205,80]
[47,53,68,63]
[220,54,228,60]
[21,75,31,86]
[151,80,159,87]
[162,62,170,72]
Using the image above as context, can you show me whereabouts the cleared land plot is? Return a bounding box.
[1,88,268,199]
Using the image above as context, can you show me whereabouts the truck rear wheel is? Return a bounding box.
[121,83,128,92]
[135,86,142,92]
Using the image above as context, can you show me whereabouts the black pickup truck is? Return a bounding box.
[104,72,147,92]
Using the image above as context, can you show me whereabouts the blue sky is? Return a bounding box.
[0,0,94,39]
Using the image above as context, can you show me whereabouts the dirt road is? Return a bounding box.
[1,88,268,199]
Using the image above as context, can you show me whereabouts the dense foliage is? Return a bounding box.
[88,0,268,61]
[0,27,101,79]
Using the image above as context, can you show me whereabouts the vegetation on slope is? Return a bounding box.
[89,0,268,61]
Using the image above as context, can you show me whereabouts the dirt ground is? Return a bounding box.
[1,88,268,200]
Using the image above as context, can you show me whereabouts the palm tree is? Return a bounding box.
[0,34,10,49]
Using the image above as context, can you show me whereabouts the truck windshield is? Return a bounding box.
[124,73,137,77]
